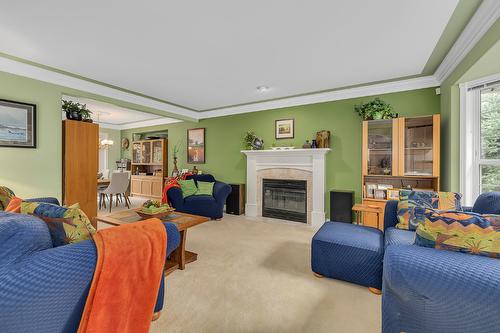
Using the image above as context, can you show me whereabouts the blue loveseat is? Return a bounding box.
[382,192,500,333]
[0,198,181,333]
[167,174,232,219]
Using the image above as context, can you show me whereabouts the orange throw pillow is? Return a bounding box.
[5,196,22,213]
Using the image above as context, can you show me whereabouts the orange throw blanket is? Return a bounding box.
[78,219,167,333]
[161,172,193,204]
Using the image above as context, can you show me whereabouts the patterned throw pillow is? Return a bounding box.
[178,179,198,198]
[396,191,462,230]
[21,202,96,247]
[0,186,15,211]
[415,209,499,259]
[196,181,214,196]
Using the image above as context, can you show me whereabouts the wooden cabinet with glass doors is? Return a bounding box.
[361,115,440,229]
[130,139,167,199]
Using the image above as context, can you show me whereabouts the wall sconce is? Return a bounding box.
[99,139,114,150]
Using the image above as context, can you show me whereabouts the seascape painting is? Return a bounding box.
[0,100,36,148]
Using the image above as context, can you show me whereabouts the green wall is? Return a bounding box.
[99,127,121,171]
[122,88,440,216]
[440,19,500,191]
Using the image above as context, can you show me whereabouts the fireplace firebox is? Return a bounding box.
[262,179,307,223]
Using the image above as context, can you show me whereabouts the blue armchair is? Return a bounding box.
[0,201,180,333]
[382,192,500,333]
[167,174,232,219]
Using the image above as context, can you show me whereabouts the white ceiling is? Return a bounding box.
[1,0,459,111]
[62,96,181,129]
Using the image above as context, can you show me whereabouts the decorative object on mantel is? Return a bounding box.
[270,146,295,150]
[62,100,93,122]
[302,140,312,148]
[354,98,397,120]
[243,131,264,150]
[0,99,36,148]
[275,118,294,139]
[311,140,317,148]
[187,128,205,164]
[316,130,331,148]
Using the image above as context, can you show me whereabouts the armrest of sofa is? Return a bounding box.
[213,181,232,205]
[383,245,500,333]
[383,200,399,231]
[167,187,184,209]
[163,222,180,257]
[0,240,97,333]
[25,197,60,205]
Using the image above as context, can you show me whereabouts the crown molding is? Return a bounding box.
[434,0,500,83]
[0,56,199,121]
[199,75,440,119]
[118,117,183,130]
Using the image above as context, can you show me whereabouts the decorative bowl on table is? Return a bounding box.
[137,200,175,219]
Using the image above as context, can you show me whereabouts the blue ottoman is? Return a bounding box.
[311,221,384,290]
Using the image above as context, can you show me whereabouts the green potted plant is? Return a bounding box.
[354,98,396,120]
[243,131,264,150]
[62,100,93,122]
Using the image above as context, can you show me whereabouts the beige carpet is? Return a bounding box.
[149,215,381,333]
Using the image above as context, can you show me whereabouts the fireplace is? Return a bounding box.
[262,179,307,223]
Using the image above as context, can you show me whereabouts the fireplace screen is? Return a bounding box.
[262,179,307,223]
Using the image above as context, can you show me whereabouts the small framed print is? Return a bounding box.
[387,189,400,200]
[374,189,387,200]
[275,119,294,139]
[0,99,36,148]
[187,128,205,164]
[365,183,376,198]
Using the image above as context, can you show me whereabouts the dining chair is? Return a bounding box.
[101,172,130,212]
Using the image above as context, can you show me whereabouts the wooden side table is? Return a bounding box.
[352,203,383,229]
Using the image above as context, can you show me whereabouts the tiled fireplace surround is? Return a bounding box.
[241,149,330,229]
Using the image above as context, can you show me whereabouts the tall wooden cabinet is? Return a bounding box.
[62,120,98,227]
[130,139,167,199]
[361,115,440,229]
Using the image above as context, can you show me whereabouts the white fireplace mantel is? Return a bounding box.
[241,148,330,229]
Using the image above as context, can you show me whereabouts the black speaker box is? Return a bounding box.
[330,190,354,223]
[226,184,245,215]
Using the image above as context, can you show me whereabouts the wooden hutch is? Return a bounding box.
[361,115,440,229]
[130,139,167,199]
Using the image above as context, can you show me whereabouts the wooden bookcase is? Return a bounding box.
[62,120,99,227]
[130,139,167,199]
[361,115,440,229]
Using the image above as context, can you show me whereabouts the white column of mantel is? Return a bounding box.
[311,153,327,230]
[245,155,258,217]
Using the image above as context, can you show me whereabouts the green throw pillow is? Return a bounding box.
[179,179,198,198]
[196,181,214,196]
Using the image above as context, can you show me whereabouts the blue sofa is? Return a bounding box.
[382,192,500,333]
[167,174,232,219]
[0,198,181,333]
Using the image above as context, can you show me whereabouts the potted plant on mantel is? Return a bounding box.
[62,100,93,122]
[354,98,397,120]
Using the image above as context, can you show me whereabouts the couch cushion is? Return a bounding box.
[0,212,53,266]
[396,190,462,230]
[184,194,216,205]
[472,192,500,215]
[0,186,15,211]
[178,179,198,198]
[196,181,214,196]
[415,210,499,259]
[187,174,216,185]
[384,227,415,249]
[21,202,96,247]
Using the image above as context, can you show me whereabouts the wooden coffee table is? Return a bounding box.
[97,209,210,275]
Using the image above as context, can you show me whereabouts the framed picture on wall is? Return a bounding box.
[187,128,205,164]
[0,99,36,148]
[275,118,294,139]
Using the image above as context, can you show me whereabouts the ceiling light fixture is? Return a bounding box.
[256,85,270,93]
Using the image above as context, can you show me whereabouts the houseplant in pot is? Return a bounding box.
[354,98,396,120]
[62,100,93,121]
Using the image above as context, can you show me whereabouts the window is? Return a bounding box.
[460,74,500,205]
